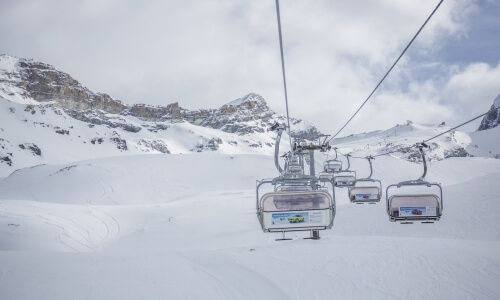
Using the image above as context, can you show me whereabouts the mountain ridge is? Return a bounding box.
[0,54,320,138]
[1,54,499,179]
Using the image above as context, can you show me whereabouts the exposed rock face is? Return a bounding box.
[1,55,322,139]
[65,109,142,133]
[17,60,127,113]
[19,143,42,156]
[184,94,272,133]
[137,139,170,154]
[126,102,181,121]
[478,93,500,131]
[182,93,321,139]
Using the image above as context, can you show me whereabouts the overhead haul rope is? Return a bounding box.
[421,105,500,143]
[345,104,500,159]
[275,0,293,149]
[326,0,444,143]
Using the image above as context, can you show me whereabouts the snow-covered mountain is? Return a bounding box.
[0,54,325,177]
[478,93,500,131]
[331,120,476,162]
[0,55,320,138]
[2,54,500,299]
[3,54,497,179]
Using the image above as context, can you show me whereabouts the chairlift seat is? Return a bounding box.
[288,165,303,174]
[349,186,381,202]
[324,162,341,173]
[388,194,441,222]
[334,175,355,187]
[318,172,334,181]
[259,190,334,232]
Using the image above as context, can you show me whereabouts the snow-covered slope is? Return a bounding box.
[332,121,483,161]
[1,127,500,299]
[467,126,500,158]
[0,96,286,177]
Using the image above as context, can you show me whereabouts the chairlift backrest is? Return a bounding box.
[386,180,443,222]
[334,174,356,187]
[276,185,312,192]
[258,190,335,232]
[349,179,382,202]
[288,164,303,174]
[318,172,334,180]
[262,190,331,211]
[256,176,336,233]
[324,160,342,173]
[350,186,380,201]
[388,194,441,220]
[385,145,443,222]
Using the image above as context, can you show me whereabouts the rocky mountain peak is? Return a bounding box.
[478,93,500,131]
[1,54,322,140]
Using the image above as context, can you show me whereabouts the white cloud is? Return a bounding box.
[1,0,498,136]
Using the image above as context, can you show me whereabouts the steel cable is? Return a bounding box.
[327,0,444,143]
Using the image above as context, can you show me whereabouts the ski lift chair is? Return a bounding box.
[386,182,442,223]
[349,179,382,203]
[386,144,443,224]
[334,172,356,187]
[256,176,336,239]
[323,147,342,173]
[259,190,334,231]
[324,160,342,173]
[287,164,303,175]
[333,153,356,187]
[348,157,382,204]
[318,172,334,181]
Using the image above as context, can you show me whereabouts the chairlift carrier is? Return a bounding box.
[323,147,342,173]
[349,156,382,203]
[257,125,335,236]
[333,154,356,187]
[386,144,443,223]
[324,160,342,173]
[256,176,336,233]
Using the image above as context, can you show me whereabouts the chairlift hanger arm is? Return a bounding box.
[273,127,285,174]
[366,156,374,179]
[417,143,428,181]
[344,153,351,170]
[321,135,331,145]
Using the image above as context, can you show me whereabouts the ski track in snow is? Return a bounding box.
[0,202,124,252]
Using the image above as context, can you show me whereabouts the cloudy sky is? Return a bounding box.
[1,0,499,136]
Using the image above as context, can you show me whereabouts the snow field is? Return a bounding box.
[0,153,500,299]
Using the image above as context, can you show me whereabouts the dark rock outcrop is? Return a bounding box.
[478,93,500,131]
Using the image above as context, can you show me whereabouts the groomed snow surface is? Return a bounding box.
[1,151,500,299]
